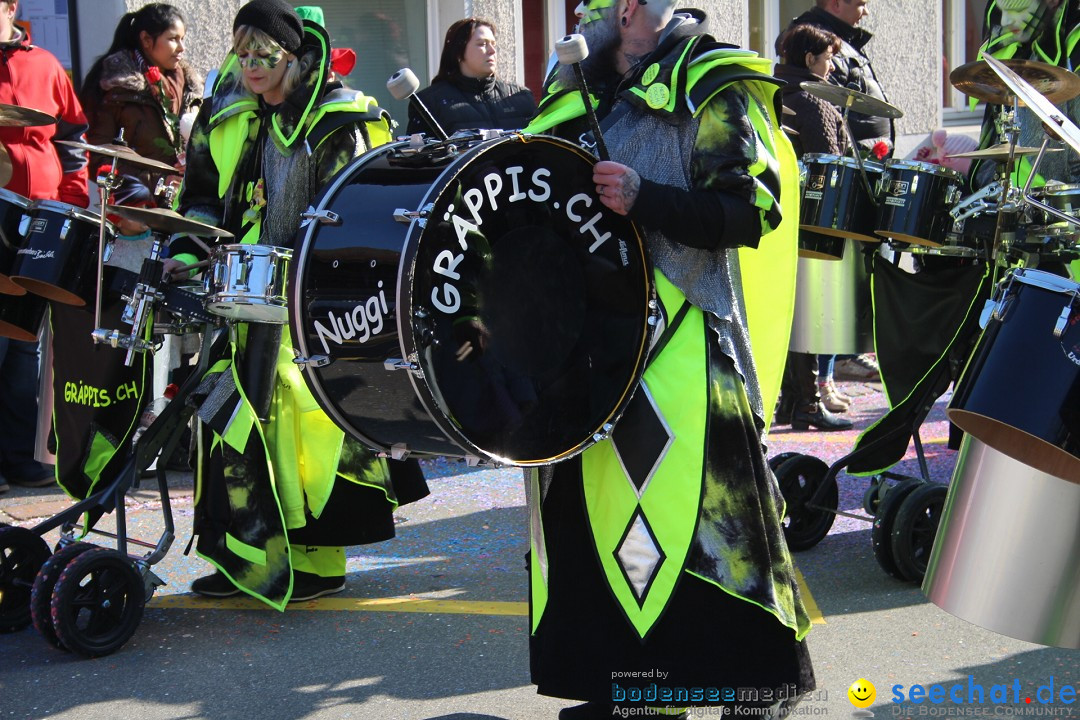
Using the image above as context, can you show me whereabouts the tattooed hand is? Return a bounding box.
[593,161,640,216]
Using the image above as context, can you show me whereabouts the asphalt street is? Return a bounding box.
[1,379,1077,720]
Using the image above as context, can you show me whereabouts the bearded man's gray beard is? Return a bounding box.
[554,10,621,89]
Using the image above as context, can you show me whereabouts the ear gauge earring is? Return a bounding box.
[621,15,628,26]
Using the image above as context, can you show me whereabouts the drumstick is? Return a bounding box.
[171,259,210,276]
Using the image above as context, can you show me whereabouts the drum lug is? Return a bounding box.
[1053,303,1073,338]
[384,357,418,373]
[394,204,432,226]
[390,443,410,461]
[300,208,342,228]
[293,354,331,369]
[592,423,615,443]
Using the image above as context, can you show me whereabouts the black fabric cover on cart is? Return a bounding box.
[847,258,991,475]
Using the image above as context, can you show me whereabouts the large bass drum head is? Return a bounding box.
[404,135,651,464]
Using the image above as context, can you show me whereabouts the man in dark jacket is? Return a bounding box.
[781,0,893,156]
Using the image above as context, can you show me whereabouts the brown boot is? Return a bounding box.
[818,382,850,412]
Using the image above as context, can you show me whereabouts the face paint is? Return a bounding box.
[236,42,286,71]
[579,0,617,26]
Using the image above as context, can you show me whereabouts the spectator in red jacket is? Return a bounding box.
[0,0,89,494]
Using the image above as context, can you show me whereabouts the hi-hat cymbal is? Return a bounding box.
[947,142,1064,161]
[104,205,234,238]
[56,140,176,173]
[949,58,1080,105]
[800,82,904,119]
[0,103,56,127]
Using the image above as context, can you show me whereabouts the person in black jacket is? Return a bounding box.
[780,0,893,156]
[406,17,536,135]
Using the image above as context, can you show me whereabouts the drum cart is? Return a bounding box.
[0,244,230,657]
[772,247,990,585]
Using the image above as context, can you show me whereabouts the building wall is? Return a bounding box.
[858,0,941,148]
[75,0,938,147]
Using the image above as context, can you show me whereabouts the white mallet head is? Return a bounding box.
[387,68,420,101]
[555,34,589,65]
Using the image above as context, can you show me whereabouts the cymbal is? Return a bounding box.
[104,205,234,238]
[55,140,176,173]
[0,103,56,127]
[983,55,1080,157]
[800,82,904,119]
[947,142,1064,160]
[949,58,1080,105]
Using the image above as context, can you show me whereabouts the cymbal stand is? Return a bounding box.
[988,98,1023,266]
[91,235,164,366]
[92,167,124,334]
[840,107,880,206]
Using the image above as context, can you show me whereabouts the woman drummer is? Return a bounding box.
[163,0,428,607]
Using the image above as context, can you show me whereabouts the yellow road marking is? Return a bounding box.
[796,568,825,625]
[151,571,825,624]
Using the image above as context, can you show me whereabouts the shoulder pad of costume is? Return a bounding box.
[686,47,782,115]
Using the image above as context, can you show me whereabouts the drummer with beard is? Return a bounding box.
[162,0,428,608]
[522,2,814,717]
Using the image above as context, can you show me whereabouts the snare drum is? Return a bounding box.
[948,268,1080,483]
[875,159,963,247]
[800,154,884,244]
[10,200,113,306]
[0,188,31,295]
[289,134,652,465]
[204,244,292,324]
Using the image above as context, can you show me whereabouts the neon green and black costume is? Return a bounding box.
[172,20,427,609]
[522,10,813,709]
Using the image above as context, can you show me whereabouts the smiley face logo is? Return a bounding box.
[848,678,876,708]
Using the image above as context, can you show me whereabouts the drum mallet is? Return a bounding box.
[555,34,609,161]
[387,68,449,141]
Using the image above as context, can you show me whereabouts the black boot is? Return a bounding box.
[558,702,611,720]
[791,402,853,431]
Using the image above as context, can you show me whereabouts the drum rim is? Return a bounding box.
[29,199,113,228]
[802,153,884,172]
[0,187,32,207]
[1011,266,1080,294]
[884,159,964,180]
[211,242,293,258]
[1032,183,1080,196]
[398,133,653,465]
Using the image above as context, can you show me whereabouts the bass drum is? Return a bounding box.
[289,134,653,465]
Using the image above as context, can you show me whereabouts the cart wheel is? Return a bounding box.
[50,547,145,658]
[0,526,51,632]
[776,454,838,552]
[871,479,923,580]
[891,483,949,583]
[862,476,888,515]
[31,542,95,650]
[768,452,800,474]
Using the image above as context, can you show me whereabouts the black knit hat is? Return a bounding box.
[233,0,303,53]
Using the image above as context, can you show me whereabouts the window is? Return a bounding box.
[297,1,430,128]
[943,0,983,114]
[748,0,811,60]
